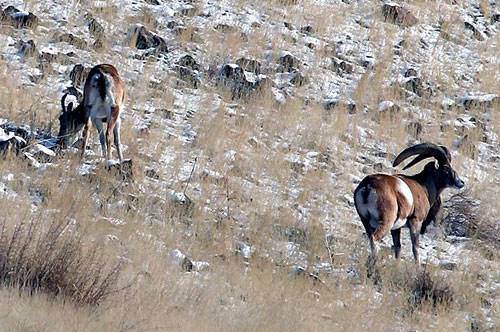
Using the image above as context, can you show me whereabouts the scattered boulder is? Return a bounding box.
[69,64,91,87]
[0,127,24,155]
[331,57,354,75]
[87,17,105,40]
[177,54,200,71]
[16,39,37,58]
[144,0,160,4]
[170,249,209,272]
[382,3,418,27]
[107,159,134,181]
[442,191,483,239]
[492,12,500,24]
[273,224,307,245]
[406,121,423,139]
[176,55,201,88]
[235,240,254,259]
[39,51,75,65]
[127,24,168,52]
[460,94,499,110]
[324,99,357,114]
[404,68,418,77]
[300,25,314,35]
[290,71,308,86]
[217,63,268,99]
[378,100,401,119]
[55,33,88,49]
[464,21,486,41]
[214,23,237,33]
[278,51,301,72]
[178,5,198,16]
[0,6,38,29]
[236,57,261,75]
[176,66,200,89]
[401,75,433,97]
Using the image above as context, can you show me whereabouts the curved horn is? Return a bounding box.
[61,93,69,112]
[393,143,450,169]
[439,145,452,162]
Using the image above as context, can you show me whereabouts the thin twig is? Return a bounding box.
[324,236,335,267]
[183,157,198,195]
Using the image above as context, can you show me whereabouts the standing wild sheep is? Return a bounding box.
[354,143,464,262]
[58,64,126,164]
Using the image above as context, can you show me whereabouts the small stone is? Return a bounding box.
[439,261,457,271]
[464,21,485,41]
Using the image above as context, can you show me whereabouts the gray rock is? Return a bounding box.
[278,51,300,72]
[69,64,91,88]
[464,21,486,41]
[382,3,418,27]
[176,66,200,88]
[236,57,261,75]
[0,6,38,29]
[177,54,200,71]
[460,94,499,110]
[127,24,167,51]
[54,33,88,49]
[88,17,105,40]
[39,51,75,65]
[214,23,237,33]
[331,57,354,75]
[217,63,267,99]
[17,39,37,57]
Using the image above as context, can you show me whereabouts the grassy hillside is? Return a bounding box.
[0,0,498,330]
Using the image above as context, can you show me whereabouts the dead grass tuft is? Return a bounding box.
[0,213,123,306]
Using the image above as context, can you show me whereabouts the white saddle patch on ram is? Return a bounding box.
[396,177,414,208]
[391,178,414,230]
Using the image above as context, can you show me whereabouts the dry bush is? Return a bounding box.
[407,269,454,309]
[442,190,499,248]
[0,216,122,306]
[386,265,455,312]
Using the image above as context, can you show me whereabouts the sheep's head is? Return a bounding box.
[393,143,464,190]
